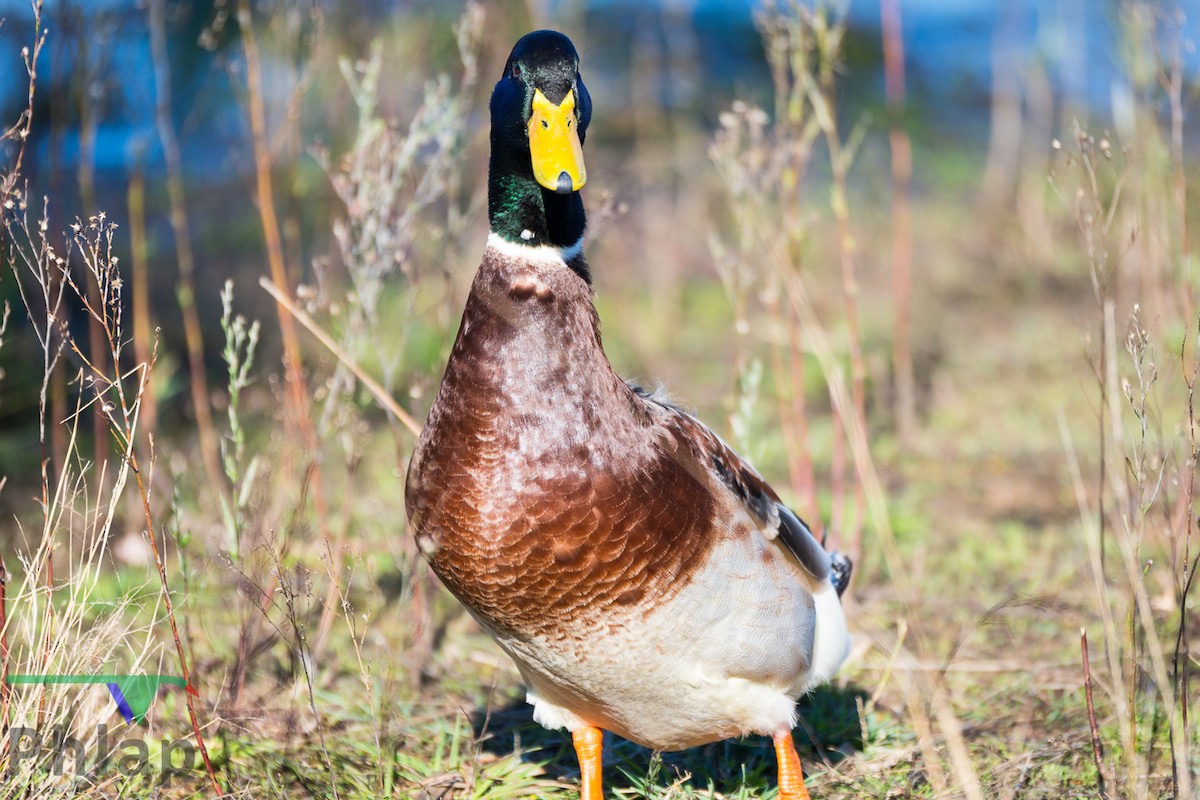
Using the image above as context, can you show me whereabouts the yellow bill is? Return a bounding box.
[529,88,586,194]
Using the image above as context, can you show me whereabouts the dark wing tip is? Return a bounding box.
[776,505,832,584]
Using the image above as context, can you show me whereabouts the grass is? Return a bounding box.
[1,0,1199,798]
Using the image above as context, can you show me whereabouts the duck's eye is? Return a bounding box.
[567,119,573,129]
[541,119,549,129]
[511,63,521,79]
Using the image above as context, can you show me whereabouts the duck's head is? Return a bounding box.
[488,31,592,257]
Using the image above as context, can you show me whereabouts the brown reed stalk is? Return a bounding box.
[787,316,819,523]
[0,548,8,743]
[126,167,157,439]
[765,293,814,519]
[881,0,916,446]
[758,15,807,514]
[236,0,343,670]
[148,0,223,494]
[69,0,111,474]
[129,449,222,794]
[1082,628,1111,799]
[237,0,312,435]
[1173,317,1198,798]
[1156,13,1191,323]
[235,2,331,519]
[38,3,69,486]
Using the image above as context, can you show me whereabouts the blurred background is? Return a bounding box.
[0,0,1198,797]
[1,0,1195,454]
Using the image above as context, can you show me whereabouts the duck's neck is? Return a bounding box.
[488,153,589,284]
[438,245,623,454]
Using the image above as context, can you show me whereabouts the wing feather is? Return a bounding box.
[629,381,833,584]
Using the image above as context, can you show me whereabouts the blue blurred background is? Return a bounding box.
[0,0,1197,455]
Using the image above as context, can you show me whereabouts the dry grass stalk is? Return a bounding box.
[271,544,341,800]
[320,536,386,796]
[1055,106,1197,797]
[2,192,219,793]
[714,132,984,788]
[58,214,222,793]
[710,1,824,522]
[724,0,868,564]
[0,1,43,215]
[0,537,7,742]
[1175,316,1199,796]
[793,2,869,564]
[1,0,46,753]
[783,266,984,798]
[5,197,69,734]
[708,7,987,790]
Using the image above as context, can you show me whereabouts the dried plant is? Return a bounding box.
[2,190,220,793]
[1055,110,1197,799]
[306,3,484,664]
[709,4,993,797]
[709,0,870,563]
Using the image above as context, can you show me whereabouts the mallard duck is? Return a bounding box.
[405,30,852,800]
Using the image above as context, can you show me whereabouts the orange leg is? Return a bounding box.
[572,726,605,800]
[773,731,812,800]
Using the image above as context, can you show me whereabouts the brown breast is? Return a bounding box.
[405,247,718,642]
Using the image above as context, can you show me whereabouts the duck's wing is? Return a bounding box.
[629,383,834,587]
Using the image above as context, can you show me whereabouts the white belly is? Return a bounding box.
[485,533,851,751]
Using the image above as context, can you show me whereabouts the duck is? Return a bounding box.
[405,30,852,800]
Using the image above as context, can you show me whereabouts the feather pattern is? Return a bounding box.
[631,383,833,586]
